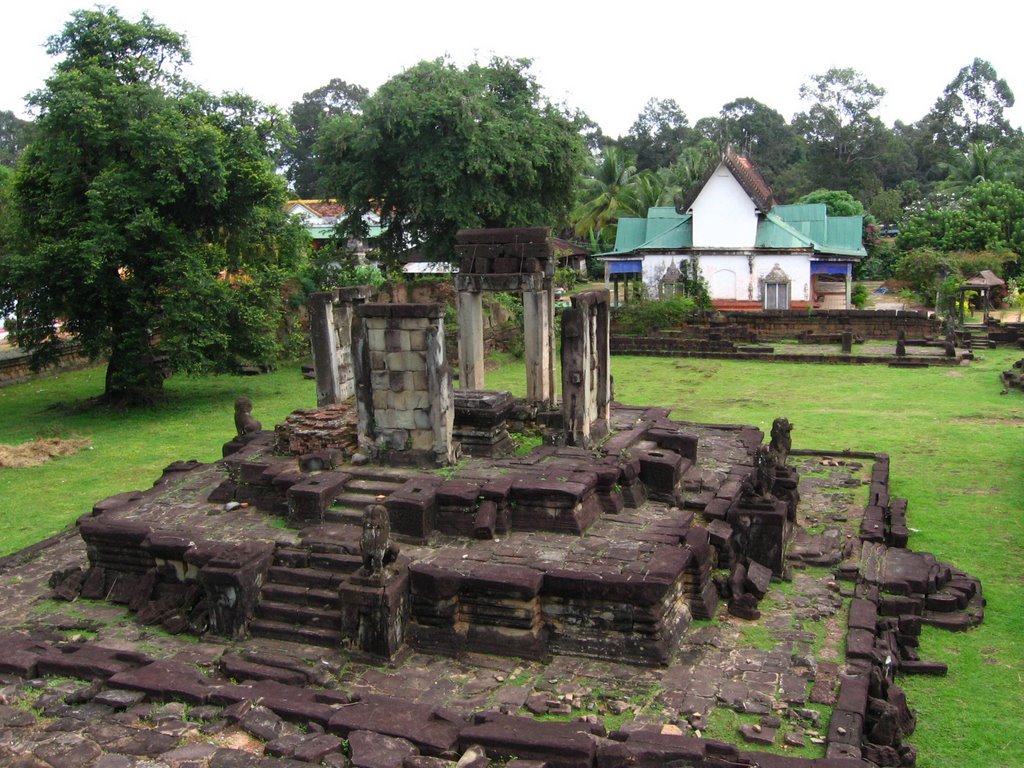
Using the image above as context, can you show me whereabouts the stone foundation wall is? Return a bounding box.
[614,309,941,343]
[0,343,92,387]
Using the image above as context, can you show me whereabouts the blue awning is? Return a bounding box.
[811,262,851,275]
[608,260,643,275]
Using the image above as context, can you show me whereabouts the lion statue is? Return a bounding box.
[233,396,262,437]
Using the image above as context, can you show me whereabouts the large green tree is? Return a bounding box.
[0,9,303,404]
[794,68,891,199]
[619,98,693,172]
[0,111,33,168]
[284,78,367,197]
[319,57,585,263]
[924,58,1017,151]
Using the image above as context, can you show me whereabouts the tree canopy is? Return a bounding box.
[897,181,1024,273]
[0,111,33,168]
[319,57,585,263]
[0,8,303,404]
[793,68,891,199]
[925,58,1017,151]
[620,98,692,172]
[698,98,804,190]
[284,78,367,197]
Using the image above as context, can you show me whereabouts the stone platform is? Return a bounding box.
[0,403,984,768]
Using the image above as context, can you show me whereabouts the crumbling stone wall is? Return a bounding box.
[308,286,374,406]
[353,303,456,466]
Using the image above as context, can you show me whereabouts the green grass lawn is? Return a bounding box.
[0,364,315,554]
[1,350,1022,767]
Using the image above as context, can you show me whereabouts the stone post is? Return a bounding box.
[561,289,611,447]
[841,329,853,354]
[457,289,485,390]
[309,286,373,406]
[523,288,555,405]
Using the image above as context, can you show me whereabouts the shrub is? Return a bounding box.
[554,266,582,292]
[851,283,869,308]
[613,295,698,335]
[855,240,900,280]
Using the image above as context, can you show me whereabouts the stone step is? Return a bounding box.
[324,507,365,526]
[273,547,310,568]
[346,477,404,496]
[265,566,340,590]
[260,583,341,609]
[331,492,379,509]
[255,600,341,629]
[308,551,362,573]
[248,618,343,649]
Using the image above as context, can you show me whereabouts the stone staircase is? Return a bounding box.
[960,323,996,349]
[249,469,413,648]
[249,544,361,648]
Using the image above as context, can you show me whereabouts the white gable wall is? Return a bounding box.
[689,163,759,248]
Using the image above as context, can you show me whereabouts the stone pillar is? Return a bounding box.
[457,289,485,390]
[523,288,555,405]
[353,304,457,466]
[595,293,611,419]
[338,567,410,658]
[309,286,373,406]
[561,289,611,447]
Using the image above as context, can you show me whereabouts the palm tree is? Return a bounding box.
[939,142,1000,193]
[620,170,672,218]
[664,141,719,199]
[571,146,639,243]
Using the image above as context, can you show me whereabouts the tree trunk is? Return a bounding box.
[103,325,165,406]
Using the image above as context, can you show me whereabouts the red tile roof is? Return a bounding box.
[676,149,775,214]
[288,200,346,218]
[723,151,774,212]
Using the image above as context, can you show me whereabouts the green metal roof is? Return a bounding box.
[772,203,828,244]
[609,213,691,255]
[305,224,383,240]
[602,202,865,258]
[822,216,865,254]
[646,206,683,218]
[612,219,650,252]
[755,214,814,249]
[770,204,866,257]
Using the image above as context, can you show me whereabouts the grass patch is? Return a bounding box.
[733,622,777,652]
[0,363,315,555]
[510,431,544,456]
[702,707,825,760]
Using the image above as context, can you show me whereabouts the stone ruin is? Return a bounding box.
[1002,356,1024,392]
[6,228,986,768]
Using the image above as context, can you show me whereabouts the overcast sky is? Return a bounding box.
[3,1,1022,139]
